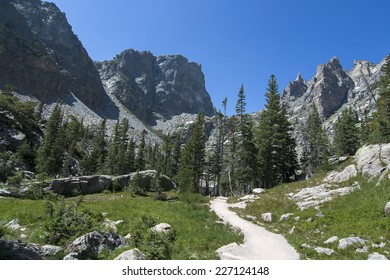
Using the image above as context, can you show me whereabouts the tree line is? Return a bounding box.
[2,56,390,195]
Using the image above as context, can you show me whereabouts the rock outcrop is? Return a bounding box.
[97,49,215,124]
[355,144,390,179]
[0,239,42,260]
[28,170,177,197]
[66,231,126,260]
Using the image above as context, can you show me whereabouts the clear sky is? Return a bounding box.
[49,0,390,115]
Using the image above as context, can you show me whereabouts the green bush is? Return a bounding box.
[128,172,146,195]
[43,197,104,246]
[130,215,176,260]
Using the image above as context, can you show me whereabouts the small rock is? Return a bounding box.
[324,236,339,244]
[124,233,132,240]
[306,217,314,222]
[315,247,335,255]
[368,253,388,260]
[245,215,257,221]
[252,188,265,195]
[384,201,390,216]
[301,243,312,249]
[279,213,294,222]
[288,226,296,235]
[19,234,27,240]
[152,223,172,233]
[261,213,272,222]
[294,216,301,221]
[338,237,367,250]
[114,249,145,260]
[316,211,324,218]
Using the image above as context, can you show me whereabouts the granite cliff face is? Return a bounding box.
[97,49,215,125]
[0,0,118,118]
[281,56,387,158]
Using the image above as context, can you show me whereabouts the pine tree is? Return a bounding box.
[117,118,130,174]
[80,118,107,175]
[303,104,329,175]
[125,137,136,173]
[136,130,147,171]
[105,121,120,175]
[176,113,206,193]
[255,75,297,188]
[234,85,258,193]
[36,103,64,176]
[333,107,360,156]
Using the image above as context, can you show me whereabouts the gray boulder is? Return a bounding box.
[279,213,294,222]
[323,164,357,183]
[288,183,359,210]
[368,253,388,260]
[314,247,335,256]
[0,240,42,260]
[47,175,112,196]
[324,236,339,244]
[152,223,172,233]
[384,201,390,216]
[261,213,273,222]
[355,144,390,179]
[338,237,367,249]
[67,231,126,259]
[114,249,145,260]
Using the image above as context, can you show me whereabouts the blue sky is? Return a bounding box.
[50,0,390,115]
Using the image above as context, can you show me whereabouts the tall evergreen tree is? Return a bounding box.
[235,85,258,193]
[36,103,64,176]
[136,130,147,171]
[80,118,107,175]
[125,137,136,173]
[303,104,329,175]
[255,75,297,188]
[176,113,206,193]
[333,107,360,156]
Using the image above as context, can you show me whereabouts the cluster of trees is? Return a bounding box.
[34,106,183,180]
[175,75,299,195]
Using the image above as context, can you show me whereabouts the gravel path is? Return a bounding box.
[210,197,300,260]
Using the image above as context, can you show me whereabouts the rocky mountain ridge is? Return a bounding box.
[281,55,387,158]
[96,49,215,125]
[0,0,118,118]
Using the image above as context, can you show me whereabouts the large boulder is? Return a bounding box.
[288,183,359,210]
[47,175,112,196]
[0,240,42,260]
[355,144,390,179]
[115,170,176,191]
[67,231,126,260]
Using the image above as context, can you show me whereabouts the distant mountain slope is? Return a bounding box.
[0,0,118,118]
[96,49,215,125]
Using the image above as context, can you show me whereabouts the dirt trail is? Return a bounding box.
[210,197,300,260]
